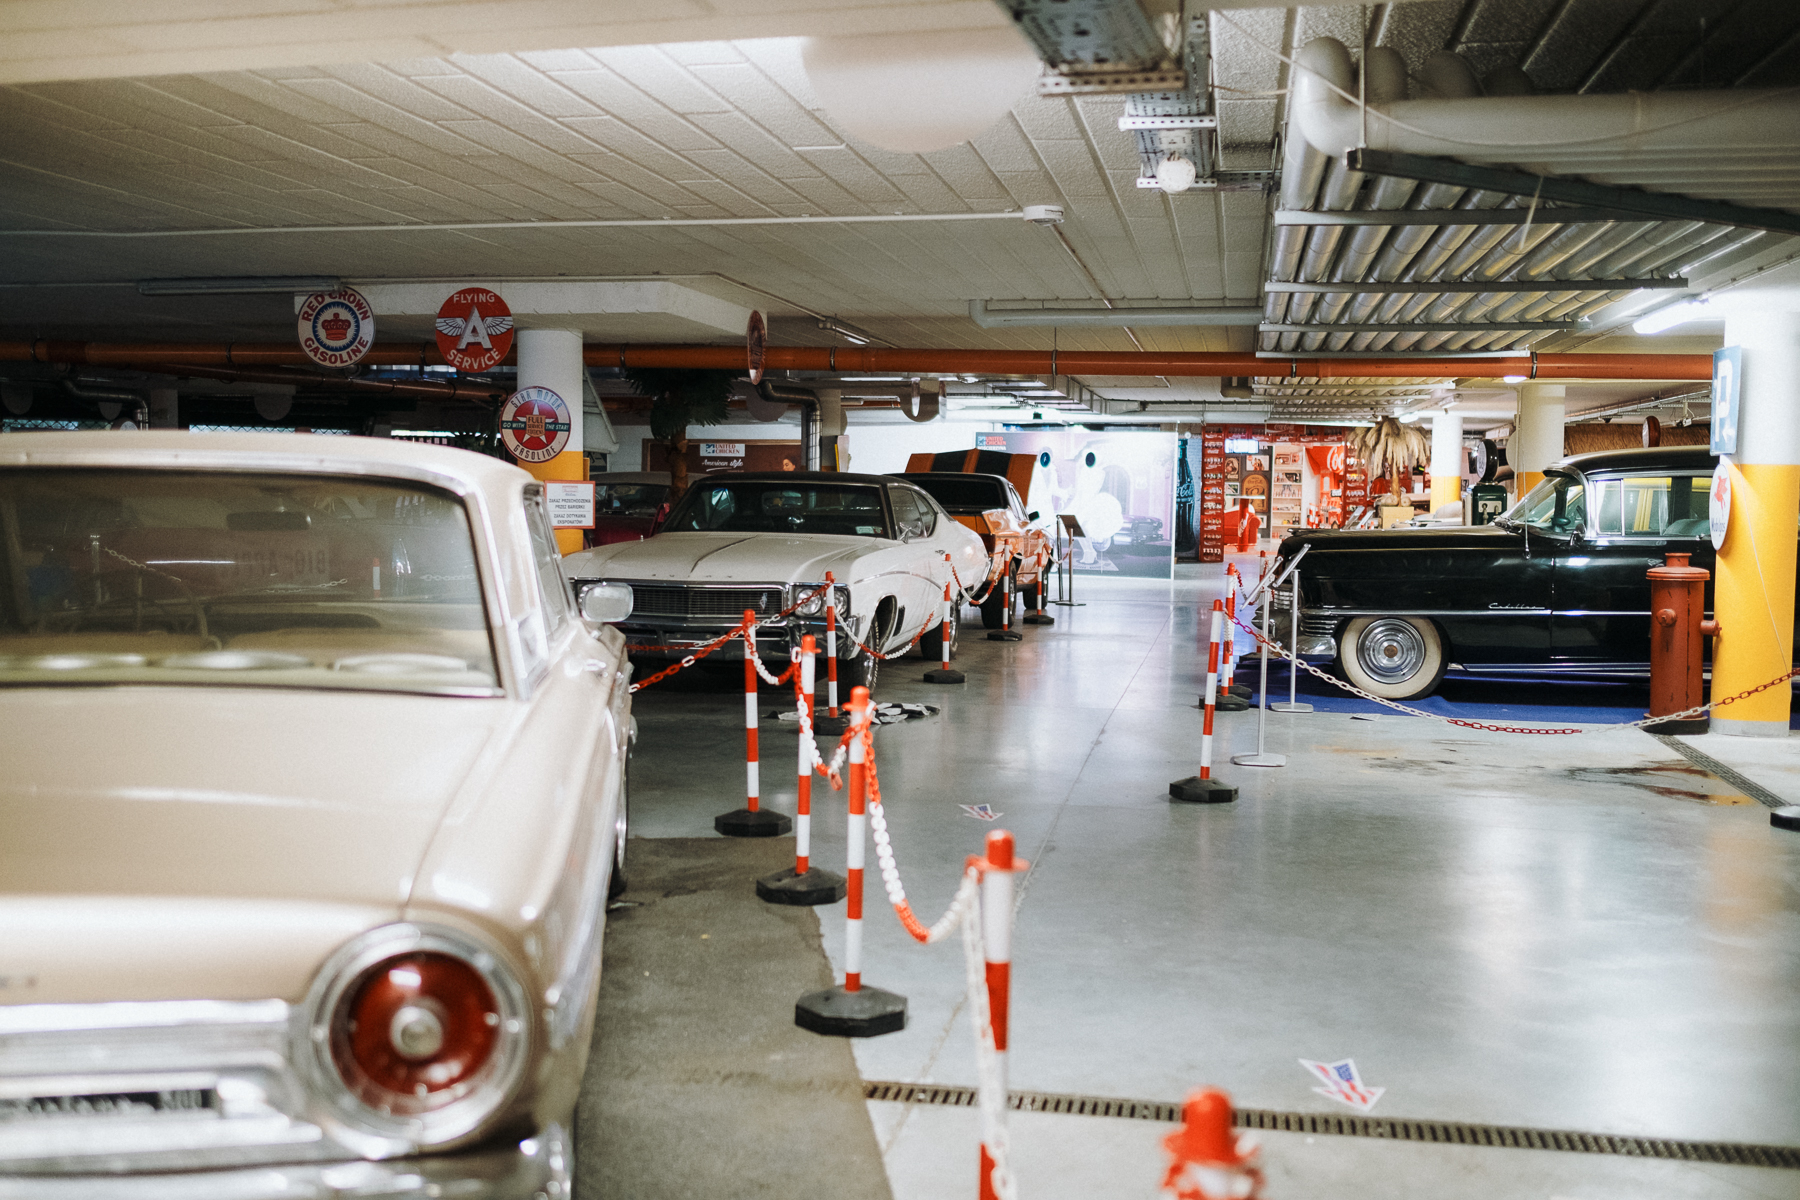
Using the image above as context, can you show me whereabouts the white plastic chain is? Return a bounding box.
[743,636,788,687]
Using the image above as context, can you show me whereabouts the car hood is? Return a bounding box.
[0,686,507,1002]
[1283,525,1525,555]
[564,531,879,584]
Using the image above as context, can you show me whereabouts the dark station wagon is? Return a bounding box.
[1270,445,1794,700]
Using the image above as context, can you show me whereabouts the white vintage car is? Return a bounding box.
[562,471,988,690]
[0,433,631,1197]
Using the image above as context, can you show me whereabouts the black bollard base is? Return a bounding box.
[1644,716,1709,735]
[795,985,907,1037]
[1228,683,1253,699]
[922,666,966,684]
[811,712,851,737]
[1022,612,1055,625]
[714,808,792,837]
[1772,806,1800,832]
[987,629,1023,642]
[1169,776,1238,804]
[757,865,848,906]
[1215,694,1252,712]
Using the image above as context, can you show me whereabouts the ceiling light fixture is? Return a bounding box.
[1154,156,1197,195]
[1633,299,1711,335]
[817,318,877,346]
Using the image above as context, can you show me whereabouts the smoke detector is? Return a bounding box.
[1154,156,1197,194]
[1022,204,1065,226]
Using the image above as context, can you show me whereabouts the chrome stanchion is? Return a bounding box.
[1270,564,1313,714]
[1233,545,1308,768]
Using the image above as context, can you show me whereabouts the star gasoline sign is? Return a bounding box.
[434,288,515,372]
[500,386,571,464]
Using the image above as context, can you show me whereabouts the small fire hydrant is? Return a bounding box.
[1647,552,1720,734]
[1161,1088,1264,1200]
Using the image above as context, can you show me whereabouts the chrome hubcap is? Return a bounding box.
[1357,619,1426,684]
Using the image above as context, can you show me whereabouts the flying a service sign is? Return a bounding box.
[500,387,571,464]
[296,288,376,367]
[435,288,515,372]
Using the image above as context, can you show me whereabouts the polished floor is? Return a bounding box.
[624,568,1800,1199]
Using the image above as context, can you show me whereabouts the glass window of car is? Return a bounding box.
[595,482,667,516]
[664,479,890,537]
[889,487,930,539]
[1004,481,1029,523]
[1513,473,1587,533]
[1592,474,1709,538]
[906,476,1008,513]
[524,493,572,630]
[0,468,498,693]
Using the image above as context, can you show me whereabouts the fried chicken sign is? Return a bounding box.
[434,288,515,372]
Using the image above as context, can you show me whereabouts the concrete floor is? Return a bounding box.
[623,569,1800,1199]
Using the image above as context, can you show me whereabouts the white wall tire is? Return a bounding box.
[1338,616,1447,700]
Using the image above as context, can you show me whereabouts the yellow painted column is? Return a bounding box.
[1510,382,1565,496]
[514,328,588,555]
[1429,409,1463,513]
[1711,308,1800,737]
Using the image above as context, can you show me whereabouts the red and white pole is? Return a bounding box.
[1222,568,1239,693]
[979,829,1016,1200]
[940,555,955,671]
[844,686,870,992]
[825,570,841,719]
[1170,600,1237,802]
[744,608,760,812]
[796,635,816,874]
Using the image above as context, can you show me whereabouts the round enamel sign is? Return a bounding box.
[296,288,375,367]
[1709,461,1732,551]
[434,288,514,372]
[500,386,571,464]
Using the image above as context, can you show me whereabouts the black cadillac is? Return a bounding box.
[1268,445,1790,700]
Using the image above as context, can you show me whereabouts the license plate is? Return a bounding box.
[0,1089,216,1120]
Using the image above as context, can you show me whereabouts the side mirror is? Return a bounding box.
[578,582,634,628]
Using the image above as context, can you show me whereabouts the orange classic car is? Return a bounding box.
[898,464,1052,628]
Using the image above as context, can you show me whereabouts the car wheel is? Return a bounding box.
[919,600,958,661]
[841,606,888,694]
[607,776,629,901]
[979,562,1017,629]
[1338,616,1447,700]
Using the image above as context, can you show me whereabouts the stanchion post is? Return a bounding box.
[988,559,1023,642]
[1215,569,1250,712]
[1022,546,1054,625]
[1270,567,1313,714]
[716,611,793,837]
[1233,569,1287,769]
[978,830,1015,1200]
[1171,601,1238,803]
[758,634,847,904]
[795,687,907,1036]
[825,571,841,718]
[925,552,966,684]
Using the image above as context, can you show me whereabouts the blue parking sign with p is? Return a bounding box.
[1711,346,1741,457]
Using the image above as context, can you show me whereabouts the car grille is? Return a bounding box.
[630,585,784,620]
[1301,612,1342,637]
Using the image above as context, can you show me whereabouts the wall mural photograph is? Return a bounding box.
[990,430,1177,579]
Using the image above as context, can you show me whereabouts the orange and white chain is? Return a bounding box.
[1233,607,1799,735]
[628,583,829,693]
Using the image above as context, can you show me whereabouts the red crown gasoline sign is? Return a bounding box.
[296,288,376,367]
[434,288,515,372]
[500,386,571,464]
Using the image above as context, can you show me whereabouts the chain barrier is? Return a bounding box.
[1233,609,1800,735]
[950,560,1002,607]
[626,583,830,693]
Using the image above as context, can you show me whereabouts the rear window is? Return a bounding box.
[0,468,498,694]
[904,476,1008,513]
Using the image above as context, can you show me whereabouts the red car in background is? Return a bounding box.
[589,472,672,547]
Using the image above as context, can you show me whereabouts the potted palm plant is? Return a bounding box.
[624,367,735,499]
[1348,417,1430,526]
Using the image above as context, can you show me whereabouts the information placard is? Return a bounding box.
[545,480,596,529]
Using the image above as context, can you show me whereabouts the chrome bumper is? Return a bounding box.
[1262,609,1338,660]
[617,614,860,660]
[0,1127,570,1200]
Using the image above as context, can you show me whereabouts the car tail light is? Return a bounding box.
[333,952,498,1113]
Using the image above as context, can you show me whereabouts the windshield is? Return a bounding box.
[596,482,667,517]
[0,469,497,693]
[664,480,890,537]
[903,475,1008,514]
[1509,473,1587,533]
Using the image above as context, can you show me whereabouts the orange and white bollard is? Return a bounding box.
[825,570,841,718]
[1171,600,1237,804]
[794,687,907,1036]
[1215,569,1251,711]
[925,552,966,684]
[988,560,1023,642]
[716,610,793,837]
[758,635,847,904]
[978,829,1017,1200]
[1160,1088,1263,1200]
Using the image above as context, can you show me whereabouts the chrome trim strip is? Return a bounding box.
[0,1001,288,1036]
[1303,608,1552,618]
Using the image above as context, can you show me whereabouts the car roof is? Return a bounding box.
[1554,445,1716,474]
[689,470,899,487]
[895,472,1011,485]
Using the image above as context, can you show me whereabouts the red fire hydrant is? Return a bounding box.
[1161,1088,1263,1200]
[1647,552,1720,734]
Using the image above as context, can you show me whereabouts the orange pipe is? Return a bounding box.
[1,340,1713,382]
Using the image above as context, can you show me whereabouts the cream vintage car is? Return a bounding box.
[0,433,631,1198]
[561,471,988,691]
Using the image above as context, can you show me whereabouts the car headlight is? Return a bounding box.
[578,581,633,623]
[795,584,851,617]
[296,924,530,1151]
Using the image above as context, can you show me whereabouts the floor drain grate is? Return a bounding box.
[1651,733,1789,810]
[862,1081,1800,1169]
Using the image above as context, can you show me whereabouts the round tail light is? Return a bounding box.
[332,951,500,1114]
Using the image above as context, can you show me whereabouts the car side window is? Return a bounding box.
[889,487,927,540]
[1005,482,1027,523]
[907,488,938,536]
[524,492,573,631]
[1594,474,1709,538]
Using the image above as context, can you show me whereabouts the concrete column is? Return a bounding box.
[1429,409,1464,512]
[1711,308,1800,737]
[147,386,179,429]
[1510,383,1565,496]
[514,328,585,554]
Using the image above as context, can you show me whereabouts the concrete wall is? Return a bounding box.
[606,415,1007,476]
